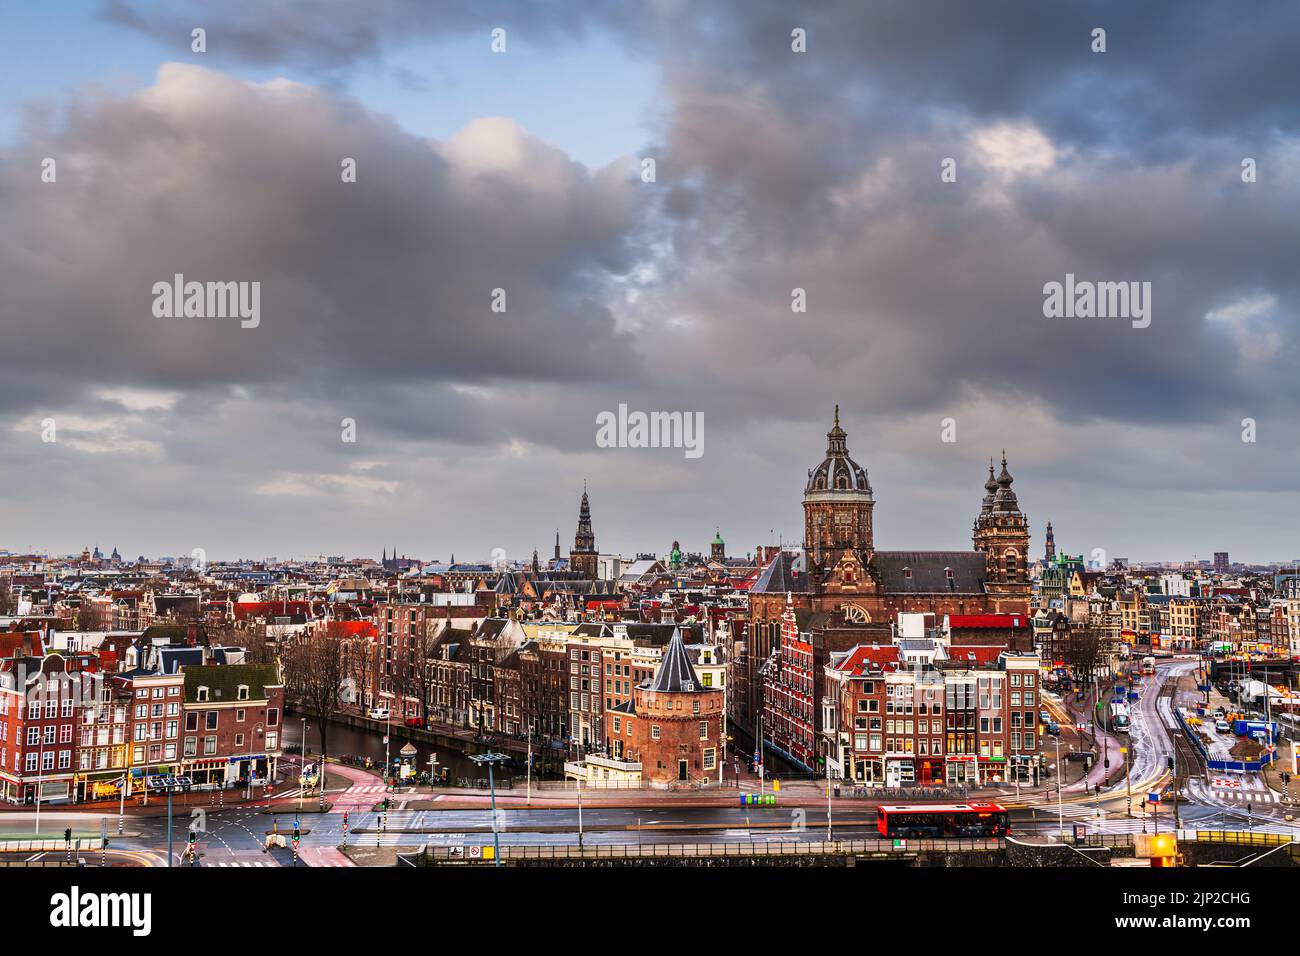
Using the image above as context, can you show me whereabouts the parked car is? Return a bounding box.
[1215,719,1231,733]
[1039,710,1052,725]
[404,717,424,728]
[1046,721,1062,736]
[368,707,390,721]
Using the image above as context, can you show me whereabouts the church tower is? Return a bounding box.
[569,485,598,579]
[973,453,1031,613]
[1044,521,1056,563]
[802,406,875,568]
[711,528,726,562]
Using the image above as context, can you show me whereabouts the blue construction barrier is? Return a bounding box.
[1174,707,1277,772]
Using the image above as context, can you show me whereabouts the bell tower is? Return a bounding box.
[802,406,875,568]
[569,483,598,578]
[973,453,1031,613]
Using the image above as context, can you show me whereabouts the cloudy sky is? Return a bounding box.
[1,1,1298,565]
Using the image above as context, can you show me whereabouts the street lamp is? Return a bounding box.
[298,720,308,814]
[468,752,509,867]
[1053,736,1065,839]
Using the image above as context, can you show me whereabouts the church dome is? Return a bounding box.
[804,406,873,497]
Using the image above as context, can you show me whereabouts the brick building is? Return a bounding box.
[823,643,1042,787]
[179,663,284,788]
[613,629,725,786]
[0,653,97,804]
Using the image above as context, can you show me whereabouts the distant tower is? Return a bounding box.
[1044,522,1056,563]
[670,540,683,569]
[554,529,561,563]
[532,548,540,574]
[803,406,874,567]
[973,452,1031,614]
[711,527,726,562]
[570,485,598,578]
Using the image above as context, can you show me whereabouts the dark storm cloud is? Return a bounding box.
[104,1,1300,148]
[0,64,644,416]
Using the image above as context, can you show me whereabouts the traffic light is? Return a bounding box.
[64,827,72,843]
[1167,756,1174,771]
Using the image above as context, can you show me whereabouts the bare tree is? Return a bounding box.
[283,629,347,793]
[1065,626,1103,692]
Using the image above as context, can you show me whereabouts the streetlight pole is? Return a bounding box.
[318,721,326,811]
[826,757,833,841]
[298,720,307,814]
[1054,736,1064,839]
[167,783,174,867]
[1124,745,1132,817]
[468,753,507,867]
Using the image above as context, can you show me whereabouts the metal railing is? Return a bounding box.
[843,785,971,801]
[415,836,1003,863]
[1194,830,1295,847]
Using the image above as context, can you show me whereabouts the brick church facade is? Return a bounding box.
[749,409,1031,664]
[746,410,1033,770]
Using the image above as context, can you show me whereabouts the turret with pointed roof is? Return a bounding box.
[648,627,700,692]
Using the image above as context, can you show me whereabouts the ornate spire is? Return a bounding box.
[994,452,1020,512]
[981,459,998,514]
[825,405,848,456]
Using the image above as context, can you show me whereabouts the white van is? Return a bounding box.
[368,708,390,721]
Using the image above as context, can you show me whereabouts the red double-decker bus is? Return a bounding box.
[876,803,1010,839]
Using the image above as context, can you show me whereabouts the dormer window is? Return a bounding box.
[945,567,954,580]
[903,567,912,579]
[197,686,209,702]
[237,684,250,701]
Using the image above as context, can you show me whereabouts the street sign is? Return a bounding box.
[1148,792,1161,804]
[468,845,482,859]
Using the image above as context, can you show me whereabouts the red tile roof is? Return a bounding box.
[946,645,1006,666]
[833,645,899,676]
[947,614,1026,629]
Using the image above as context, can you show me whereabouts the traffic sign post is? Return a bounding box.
[101,818,108,868]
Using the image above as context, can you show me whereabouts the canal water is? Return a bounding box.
[280,715,567,787]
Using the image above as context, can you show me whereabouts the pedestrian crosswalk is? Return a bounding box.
[209,860,273,867]
[1192,774,1281,805]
